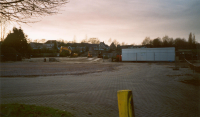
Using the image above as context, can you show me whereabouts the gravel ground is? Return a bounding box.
[0,62,120,77]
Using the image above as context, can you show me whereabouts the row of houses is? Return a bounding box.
[30,40,59,50]
[30,40,109,50]
[30,40,146,53]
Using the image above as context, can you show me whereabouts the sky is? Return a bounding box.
[12,0,200,45]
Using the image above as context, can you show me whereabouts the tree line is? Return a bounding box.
[141,33,197,50]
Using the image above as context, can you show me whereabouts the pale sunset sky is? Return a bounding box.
[12,0,200,45]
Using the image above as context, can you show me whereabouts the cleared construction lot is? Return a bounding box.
[0,57,117,77]
[0,57,200,117]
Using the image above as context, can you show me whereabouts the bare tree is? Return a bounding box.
[0,17,9,41]
[33,39,38,43]
[81,38,88,43]
[26,38,31,43]
[108,38,112,43]
[39,39,46,43]
[64,40,68,43]
[57,38,65,43]
[162,35,170,47]
[121,42,127,46]
[131,43,135,46]
[0,0,69,23]
[72,35,76,43]
[142,37,151,45]
[88,38,100,44]
[112,39,119,46]
[152,37,162,47]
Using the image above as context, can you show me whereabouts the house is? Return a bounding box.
[99,42,109,51]
[44,40,58,49]
[30,42,45,49]
[65,43,87,53]
[88,44,99,51]
[70,46,86,53]
[87,42,110,51]
[77,46,86,53]
[64,42,110,53]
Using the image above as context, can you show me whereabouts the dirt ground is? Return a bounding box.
[0,57,120,77]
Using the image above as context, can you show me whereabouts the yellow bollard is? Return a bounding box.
[117,90,135,117]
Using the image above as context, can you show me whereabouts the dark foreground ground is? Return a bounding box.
[0,58,200,117]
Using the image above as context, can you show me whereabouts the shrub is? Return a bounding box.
[0,46,22,61]
[60,50,70,57]
[104,55,109,59]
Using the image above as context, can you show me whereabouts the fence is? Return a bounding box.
[185,59,200,73]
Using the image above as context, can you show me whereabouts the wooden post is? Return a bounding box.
[117,90,135,117]
[173,56,179,70]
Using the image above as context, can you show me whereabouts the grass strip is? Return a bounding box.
[0,104,73,117]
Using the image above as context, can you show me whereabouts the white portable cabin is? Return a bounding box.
[122,47,175,62]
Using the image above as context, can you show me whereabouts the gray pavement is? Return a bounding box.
[0,62,200,117]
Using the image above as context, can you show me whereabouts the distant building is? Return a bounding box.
[99,42,109,51]
[65,42,110,52]
[122,47,175,62]
[88,44,99,51]
[77,46,86,53]
[64,43,87,53]
[87,42,110,51]
[30,42,45,49]
[44,40,58,49]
